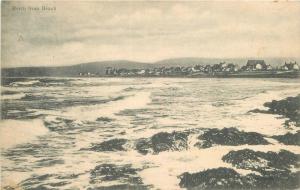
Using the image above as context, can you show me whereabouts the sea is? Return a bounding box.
[1,77,300,190]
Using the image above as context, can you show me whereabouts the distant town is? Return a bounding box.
[79,60,300,78]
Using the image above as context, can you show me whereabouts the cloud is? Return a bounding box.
[2,1,300,67]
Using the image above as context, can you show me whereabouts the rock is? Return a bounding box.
[221,149,300,189]
[135,131,189,154]
[195,127,269,148]
[248,108,270,114]
[89,164,148,189]
[247,171,300,189]
[90,164,139,183]
[96,117,114,122]
[90,139,128,152]
[272,131,300,146]
[264,95,300,126]
[179,167,253,189]
[222,149,299,173]
[179,167,300,190]
[136,138,152,155]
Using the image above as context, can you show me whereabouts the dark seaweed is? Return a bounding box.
[96,117,114,122]
[272,131,300,146]
[179,167,300,190]
[179,167,254,190]
[250,95,300,127]
[222,149,299,173]
[90,139,128,152]
[264,95,300,125]
[89,164,149,189]
[90,164,140,183]
[195,127,269,148]
[135,131,189,154]
[218,149,300,189]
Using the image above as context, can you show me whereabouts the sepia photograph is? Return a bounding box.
[1,1,300,189]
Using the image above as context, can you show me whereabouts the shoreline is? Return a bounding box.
[1,75,300,79]
[2,70,300,79]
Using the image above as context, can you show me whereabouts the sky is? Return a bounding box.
[1,1,300,67]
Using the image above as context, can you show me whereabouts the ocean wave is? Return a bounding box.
[0,119,49,149]
[10,80,40,87]
[2,77,77,87]
[1,95,127,120]
[61,91,151,121]
[2,78,300,190]
[1,77,33,86]
[20,94,55,101]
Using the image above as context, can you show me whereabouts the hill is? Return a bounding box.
[1,60,152,77]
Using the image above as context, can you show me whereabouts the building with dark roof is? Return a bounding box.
[246,60,267,70]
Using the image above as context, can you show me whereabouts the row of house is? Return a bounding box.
[281,62,299,71]
[103,61,299,77]
[78,60,299,77]
[242,60,300,71]
[105,62,240,76]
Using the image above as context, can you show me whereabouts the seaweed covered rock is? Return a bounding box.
[96,117,114,122]
[195,128,269,148]
[90,164,140,183]
[136,131,189,154]
[221,149,300,189]
[90,138,128,152]
[89,164,148,189]
[222,149,299,172]
[179,167,300,190]
[272,131,300,146]
[264,95,300,126]
[179,167,254,190]
[248,171,300,190]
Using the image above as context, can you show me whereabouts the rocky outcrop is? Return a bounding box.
[219,149,300,189]
[89,164,148,190]
[179,167,300,190]
[195,127,269,148]
[265,95,300,125]
[222,149,299,172]
[90,139,128,152]
[272,131,300,146]
[179,167,255,190]
[95,117,114,122]
[250,95,300,127]
[135,131,189,154]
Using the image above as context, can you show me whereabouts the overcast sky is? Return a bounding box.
[2,1,300,67]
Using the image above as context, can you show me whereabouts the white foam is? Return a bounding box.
[136,144,300,190]
[10,80,40,86]
[0,119,49,149]
[1,78,300,189]
[62,91,152,121]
